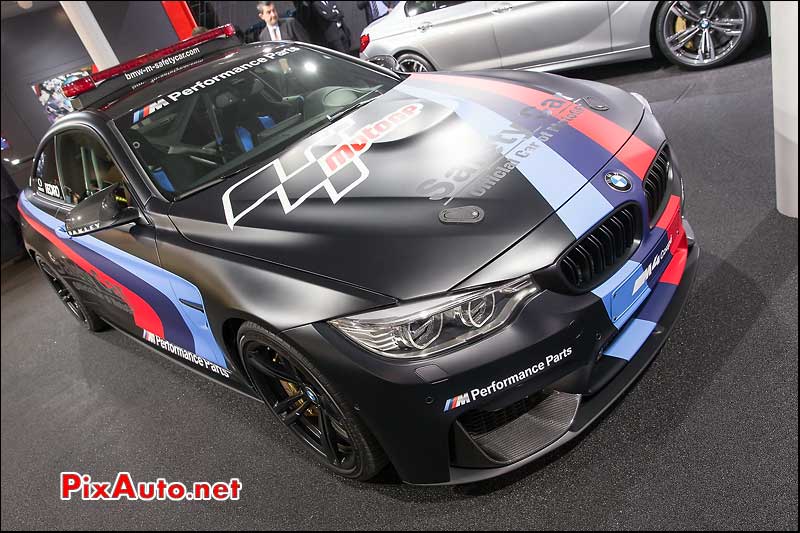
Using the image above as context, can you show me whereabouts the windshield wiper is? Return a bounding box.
[172,164,255,201]
[326,87,383,123]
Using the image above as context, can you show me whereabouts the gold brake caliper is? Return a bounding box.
[675,16,695,50]
[277,356,317,417]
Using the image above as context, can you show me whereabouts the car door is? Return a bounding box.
[489,1,611,69]
[48,127,162,335]
[403,1,502,70]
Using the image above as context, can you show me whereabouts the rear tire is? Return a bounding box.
[35,255,106,332]
[238,321,387,480]
[396,52,434,72]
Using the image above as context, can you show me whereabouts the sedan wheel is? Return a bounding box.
[656,1,759,70]
[396,52,434,73]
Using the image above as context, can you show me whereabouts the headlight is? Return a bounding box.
[329,275,539,359]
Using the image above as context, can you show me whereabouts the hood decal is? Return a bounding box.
[398,80,589,212]
[222,103,423,228]
[411,73,656,178]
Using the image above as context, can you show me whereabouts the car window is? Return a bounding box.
[54,130,125,206]
[405,1,435,16]
[33,140,65,202]
[114,45,399,199]
[405,0,465,16]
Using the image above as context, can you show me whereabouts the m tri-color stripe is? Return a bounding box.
[132,98,169,124]
[443,392,471,412]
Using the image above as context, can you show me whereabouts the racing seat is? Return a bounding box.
[215,75,301,154]
[126,130,206,194]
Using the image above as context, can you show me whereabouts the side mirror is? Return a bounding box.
[65,184,140,237]
[368,55,403,72]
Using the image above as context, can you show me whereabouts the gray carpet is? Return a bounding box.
[2,42,797,530]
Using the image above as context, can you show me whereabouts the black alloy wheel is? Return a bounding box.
[238,322,387,479]
[36,256,105,332]
[656,1,759,70]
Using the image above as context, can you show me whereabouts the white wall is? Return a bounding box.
[770,1,798,218]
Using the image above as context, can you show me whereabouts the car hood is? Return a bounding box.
[169,71,644,300]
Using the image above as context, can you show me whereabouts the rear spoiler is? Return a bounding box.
[63,24,239,110]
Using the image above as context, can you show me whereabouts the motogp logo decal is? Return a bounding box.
[222,103,423,229]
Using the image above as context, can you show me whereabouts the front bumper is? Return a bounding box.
[284,216,698,485]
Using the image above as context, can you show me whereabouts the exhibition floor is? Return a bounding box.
[1,41,797,529]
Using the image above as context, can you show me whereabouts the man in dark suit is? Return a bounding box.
[257,1,310,42]
[357,1,395,25]
[311,1,351,53]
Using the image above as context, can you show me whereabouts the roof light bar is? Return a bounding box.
[62,24,236,99]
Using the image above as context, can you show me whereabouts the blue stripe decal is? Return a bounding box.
[603,319,657,361]
[20,195,227,367]
[637,282,678,323]
[400,81,592,211]
[592,260,639,323]
[398,83,518,147]
[409,77,614,181]
[556,183,614,238]
[514,140,587,209]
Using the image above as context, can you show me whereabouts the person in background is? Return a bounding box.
[357,1,394,26]
[257,1,310,42]
[311,1,351,53]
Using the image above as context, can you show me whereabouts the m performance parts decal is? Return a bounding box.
[132,47,301,123]
[222,103,423,228]
[142,329,231,378]
[443,347,573,412]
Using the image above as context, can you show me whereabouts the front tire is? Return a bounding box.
[655,1,758,70]
[35,256,106,332]
[238,321,387,480]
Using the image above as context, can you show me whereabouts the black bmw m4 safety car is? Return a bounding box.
[19,26,698,485]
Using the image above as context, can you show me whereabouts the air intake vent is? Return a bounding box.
[559,204,641,291]
[458,391,581,464]
[644,144,670,225]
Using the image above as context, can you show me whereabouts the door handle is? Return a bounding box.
[417,21,432,32]
[491,3,511,14]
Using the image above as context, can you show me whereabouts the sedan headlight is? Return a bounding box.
[329,275,539,359]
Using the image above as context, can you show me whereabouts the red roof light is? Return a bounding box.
[62,24,236,99]
[360,34,370,54]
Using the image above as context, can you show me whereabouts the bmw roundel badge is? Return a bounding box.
[605,172,632,192]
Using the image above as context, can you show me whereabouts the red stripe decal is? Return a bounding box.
[656,195,681,232]
[660,234,688,286]
[411,73,656,177]
[657,195,687,285]
[19,203,165,337]
[615,137,657,180]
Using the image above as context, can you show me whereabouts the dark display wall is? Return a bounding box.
[0,5,91,168]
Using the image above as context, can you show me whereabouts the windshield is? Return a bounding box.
[113,45,399,199]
